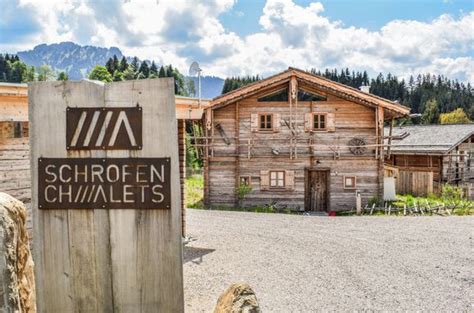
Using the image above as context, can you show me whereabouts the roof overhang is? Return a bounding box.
[0,83,28,122]
[210,67,410,119]
[175,96,210,120]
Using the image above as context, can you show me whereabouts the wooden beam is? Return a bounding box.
[235,101,240,207]
[387,118,394,158]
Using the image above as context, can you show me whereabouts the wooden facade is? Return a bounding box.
[385,126,473,199]
[203,68,409,211]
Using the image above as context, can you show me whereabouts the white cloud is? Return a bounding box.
[2,0,473,82]
[206,0,474,81]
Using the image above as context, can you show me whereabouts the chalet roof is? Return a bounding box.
[210,67,410,118]
[385,124,474,155]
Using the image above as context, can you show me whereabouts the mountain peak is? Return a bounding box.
[18,42,124,79]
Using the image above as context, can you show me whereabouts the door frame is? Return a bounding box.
[304,167,331,212]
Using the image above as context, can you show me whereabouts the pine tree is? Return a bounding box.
[105,58,115,74]
[112,55,119,73]
[131,57,139,71]
[119,56,128,72]
[150,61,158,76]
[57,71,69,81]
[138,61,150,78]
[158,66,166,78]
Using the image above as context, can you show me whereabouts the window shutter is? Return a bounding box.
[304,113,312,132]
[251,114,258,132]
[285,170,295,190]
[273,113,281,132]
[260,170,269,191]
[327,112,336,132]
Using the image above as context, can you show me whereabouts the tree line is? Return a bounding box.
[221,75,261,94]
[89,55,195,96]
[0,53,194,96]
[0,54,63,82]
[222,68,473,124]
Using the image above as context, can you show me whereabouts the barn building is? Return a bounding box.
[202,68,410,211]
[384,124,474,199]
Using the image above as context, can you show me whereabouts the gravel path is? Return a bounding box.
[183,209,473,312]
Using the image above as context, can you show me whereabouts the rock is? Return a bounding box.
[214,283,261,313]
[0,193,36,313]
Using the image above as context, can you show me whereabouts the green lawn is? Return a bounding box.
[185,174,204,208]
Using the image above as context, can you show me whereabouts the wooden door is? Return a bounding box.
[308,170,328,211]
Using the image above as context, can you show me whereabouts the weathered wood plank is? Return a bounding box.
[30,79,183,313]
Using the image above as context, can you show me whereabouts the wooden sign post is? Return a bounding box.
[29,79,184,312]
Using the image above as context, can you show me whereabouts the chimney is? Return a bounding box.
[359,85,370,93]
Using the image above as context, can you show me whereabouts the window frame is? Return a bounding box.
[13,121,23,138]
[312,113,327,131]
[269,170,286,189]
[239,176,251,186]
[343,176,357,190]
[258,113,273,131]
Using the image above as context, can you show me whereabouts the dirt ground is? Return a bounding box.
[183,209,473,312]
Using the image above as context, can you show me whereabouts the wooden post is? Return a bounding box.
[178,119,186,237]
[30,79,184,312]
[235,102,240,207]
[356,191,362,215]
[387,118,394,158]
[375,107,379,160]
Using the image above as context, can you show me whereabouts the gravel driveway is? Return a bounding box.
[183,209,473,312]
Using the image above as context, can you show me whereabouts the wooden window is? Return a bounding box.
[240,176,251,186]
[313,113,327,130]
[343,176,356,189]
[297,90,326,101]
[270,171,285,188]
[259,114,273,131]
[13,122,23,138]
[258,89,288,102]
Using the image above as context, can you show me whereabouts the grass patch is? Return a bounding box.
[185,174,204,209]
[393,194,474,216]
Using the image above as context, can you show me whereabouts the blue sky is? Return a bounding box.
[0,0,473,81]
[222,0,473,34]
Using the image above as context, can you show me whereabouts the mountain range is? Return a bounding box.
[16,42,224,98]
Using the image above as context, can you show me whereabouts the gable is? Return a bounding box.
[257,88,327,102]
[210,67,410,119]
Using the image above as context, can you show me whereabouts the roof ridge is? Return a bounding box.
[212,68,293,101]
[289,67,411,110]
[210,67,410,116]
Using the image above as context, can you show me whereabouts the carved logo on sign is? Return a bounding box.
[66,107,142,150]
[38,157,171,209]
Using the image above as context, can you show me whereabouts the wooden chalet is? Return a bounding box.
[202,68,410,211]
[384,124,474,199]
[0,81,209,236]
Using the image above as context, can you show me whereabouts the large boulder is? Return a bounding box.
[214,283,261,313]
[0,193,36,313]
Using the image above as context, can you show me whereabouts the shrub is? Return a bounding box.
[236,183,252,208]
[368,196,382,207]
[441,184,463,204]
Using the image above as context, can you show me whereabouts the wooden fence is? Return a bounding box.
[396,170,433,196]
